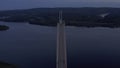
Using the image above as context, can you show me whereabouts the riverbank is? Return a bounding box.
[0,61,17,68]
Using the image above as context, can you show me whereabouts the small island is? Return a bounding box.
[0,25,9,31]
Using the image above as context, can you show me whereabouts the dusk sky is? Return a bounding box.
[1,0,120,10]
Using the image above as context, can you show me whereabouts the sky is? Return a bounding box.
[0,0,120,10]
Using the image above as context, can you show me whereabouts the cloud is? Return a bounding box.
[0,0,120,10]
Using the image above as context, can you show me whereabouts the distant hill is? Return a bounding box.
[0,7,120,27]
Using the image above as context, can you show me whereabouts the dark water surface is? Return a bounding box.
[0,22,120,68]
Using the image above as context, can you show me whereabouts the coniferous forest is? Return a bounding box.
[0,7,120,28]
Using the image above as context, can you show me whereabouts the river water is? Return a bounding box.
[0,22,120,68]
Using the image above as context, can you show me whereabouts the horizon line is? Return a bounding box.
[1,6,120,11]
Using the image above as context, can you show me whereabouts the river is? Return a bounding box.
[0,22,120,68]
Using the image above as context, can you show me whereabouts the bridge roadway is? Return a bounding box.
[56,21,67,68]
